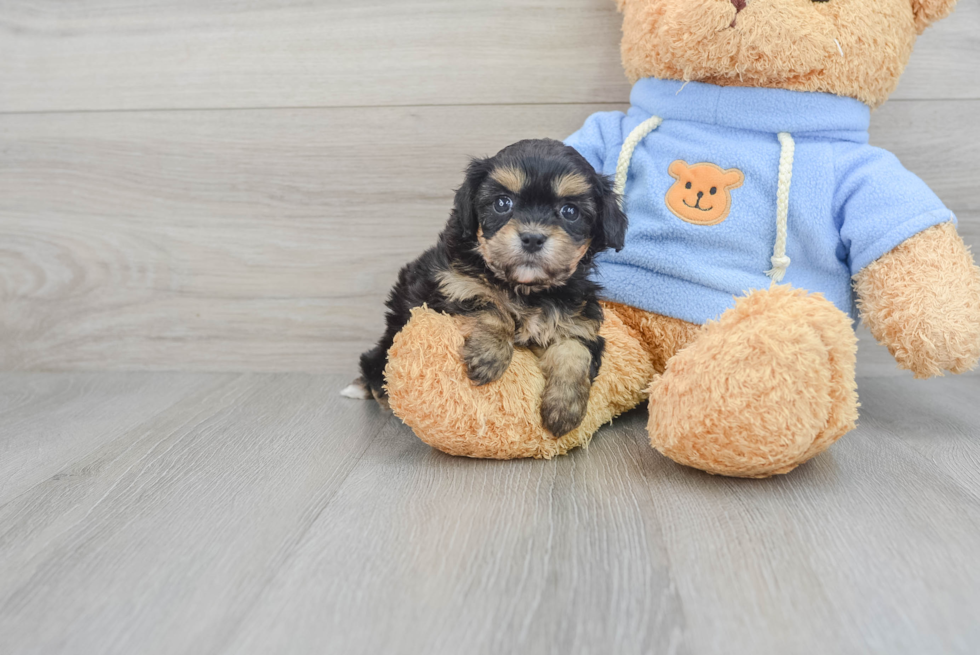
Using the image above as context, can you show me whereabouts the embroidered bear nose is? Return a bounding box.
[520,232,547,253]
[731,0,747,13]
[696,191,704,199]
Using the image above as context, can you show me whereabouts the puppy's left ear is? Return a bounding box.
[911,0,957,34]
[592,175,628,252]
[453,157,491,240]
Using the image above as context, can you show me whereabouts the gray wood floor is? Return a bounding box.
[1,371,979,655]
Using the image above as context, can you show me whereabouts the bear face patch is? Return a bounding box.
[665,160,744,226]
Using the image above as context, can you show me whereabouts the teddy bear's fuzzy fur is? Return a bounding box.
[617,0,957,108]
[386,304,655,459]
[855,222,980,378]
[383,0,980,477]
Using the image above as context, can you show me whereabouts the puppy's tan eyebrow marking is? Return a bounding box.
[553,172,591,197]
[490,166,527,194]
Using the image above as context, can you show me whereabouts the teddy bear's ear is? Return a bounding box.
[722,168,745,189]
[910,0,957,34]
[668,160,687,179]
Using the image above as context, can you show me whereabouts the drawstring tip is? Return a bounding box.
[767,255,791,283]
[766,268,787,284]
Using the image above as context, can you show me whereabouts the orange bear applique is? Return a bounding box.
[665,160,744,226]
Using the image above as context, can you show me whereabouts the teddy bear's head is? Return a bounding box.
[615,0,956,108]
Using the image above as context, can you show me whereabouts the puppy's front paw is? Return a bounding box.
[540,382,590,438]
[462,336,514,386]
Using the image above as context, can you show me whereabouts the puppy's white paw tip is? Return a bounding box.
[340,382,372,400]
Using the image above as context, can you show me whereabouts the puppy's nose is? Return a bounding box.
[520,232,547,253]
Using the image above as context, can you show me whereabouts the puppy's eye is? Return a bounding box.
[560,205,580,222]
[685,182,692,190]
[493,196,513,214]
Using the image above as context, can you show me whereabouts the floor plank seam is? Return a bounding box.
[0,101,632,118]
[513,459,560,647]
[0,374,238,515]
[1,96,976,119]
[616,419,692,645]
[861,416,980,506]
[208,411,396,655]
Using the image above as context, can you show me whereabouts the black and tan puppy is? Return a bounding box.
[342,138,627,437]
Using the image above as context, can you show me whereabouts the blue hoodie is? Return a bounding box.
[565,78,954,325]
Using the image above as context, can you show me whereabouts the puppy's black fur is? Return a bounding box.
[350,138,627,437]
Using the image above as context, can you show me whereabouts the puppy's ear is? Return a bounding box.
[454,157,491,240]
[592,175,628,252]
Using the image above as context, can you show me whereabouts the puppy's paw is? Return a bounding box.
[462,336,514,386]
[340,377,372,400]
[540,382,590,438]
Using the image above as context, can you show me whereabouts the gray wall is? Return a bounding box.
[1,0,977,372]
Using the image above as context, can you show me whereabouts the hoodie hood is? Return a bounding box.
[630,78,870,142]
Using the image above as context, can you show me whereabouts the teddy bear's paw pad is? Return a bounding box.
[647,286,856,478]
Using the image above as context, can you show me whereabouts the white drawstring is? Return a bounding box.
[614,118,796,283]
[767,132,795,283]
[614,116,663,202]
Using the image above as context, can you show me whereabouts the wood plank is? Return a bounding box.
[1,373,978,653]
[0,0,975,114]
[216,379,980,654]
[2,102,978,372]
[0,0,628,113]
[637,399,980,654]
[0,373,392,655]
[858,375,980,497]
[894,0,980,101]
[221,410,684,654]
[870,100,980,210]
[0,372,227,505]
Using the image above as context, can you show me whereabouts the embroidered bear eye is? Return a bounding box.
[685,182,692,190]
[709,187,717,195]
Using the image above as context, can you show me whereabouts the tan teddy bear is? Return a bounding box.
[382,0,980,477]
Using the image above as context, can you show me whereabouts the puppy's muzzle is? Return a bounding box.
[520,232,548,254]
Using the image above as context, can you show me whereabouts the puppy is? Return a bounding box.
[343,138,628,437]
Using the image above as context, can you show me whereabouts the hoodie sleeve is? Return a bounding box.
[564,111,627,177]
[834,141,955,276]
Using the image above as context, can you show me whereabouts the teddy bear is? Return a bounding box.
[381,0,980,477]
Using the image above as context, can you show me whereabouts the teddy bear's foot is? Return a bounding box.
[385,305,654,459]
[647,286,858,478]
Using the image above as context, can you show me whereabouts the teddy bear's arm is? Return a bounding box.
[854,223,980,378]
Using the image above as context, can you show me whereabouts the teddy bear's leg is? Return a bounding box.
[647,286,858,478]
[384,305,656,459]
[601,301,702,373]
